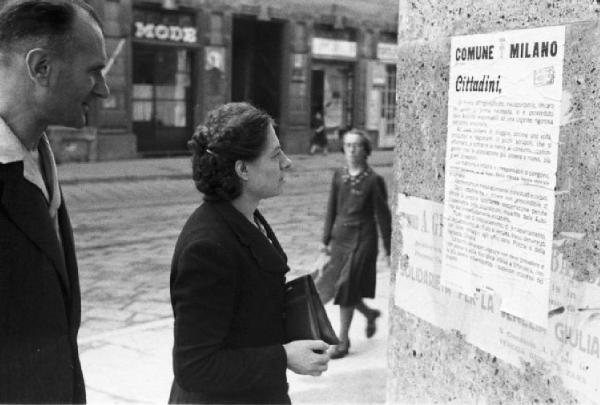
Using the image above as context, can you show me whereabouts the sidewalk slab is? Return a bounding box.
[288,297,389,404]
[80,319,173,404]
[79,269,391,404]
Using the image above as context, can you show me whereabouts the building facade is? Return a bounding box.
[65,0,398,160]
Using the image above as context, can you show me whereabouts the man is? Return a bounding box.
[0,0,108,403]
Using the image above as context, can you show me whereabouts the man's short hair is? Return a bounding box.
[0,0,102,55]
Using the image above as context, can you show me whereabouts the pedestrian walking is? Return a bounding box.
[315,129,392,359]
[169,102,330,404]
[0,0,109,403]
[309,111,328,155]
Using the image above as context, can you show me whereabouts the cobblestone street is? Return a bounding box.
[59,152,393,403]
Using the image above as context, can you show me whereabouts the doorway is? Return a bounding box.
[310,62,355,147]
[310,70,324,118]
[231,17,284,133]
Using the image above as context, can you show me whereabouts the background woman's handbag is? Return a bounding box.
[284,274,340,345]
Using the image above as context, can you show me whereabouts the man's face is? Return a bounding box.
[48,12,109,128]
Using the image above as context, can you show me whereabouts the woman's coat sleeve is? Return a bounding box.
[322,170,339,246]
[372,175,392,256]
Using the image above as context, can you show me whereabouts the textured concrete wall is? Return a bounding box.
[389,0,600,403]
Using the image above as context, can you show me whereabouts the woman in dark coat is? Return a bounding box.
[169,102,330,404]
[317,129,392,359]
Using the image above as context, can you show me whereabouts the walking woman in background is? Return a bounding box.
[169,102,330,404]
[309,111,328,155]
[316,129,392,359]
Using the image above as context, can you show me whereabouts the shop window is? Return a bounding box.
[381,64,397,137]
[131,7,196,154]
[133,46,191,128]
[312,63,354,134]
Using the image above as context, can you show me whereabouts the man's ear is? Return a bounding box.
[234,160,249,181]
[24,48,52,86]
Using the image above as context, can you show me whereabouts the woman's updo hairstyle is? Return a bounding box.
[188,102,273,201]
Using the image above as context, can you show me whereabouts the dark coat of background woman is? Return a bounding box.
[323,166,392,304]
[316,129,392,359]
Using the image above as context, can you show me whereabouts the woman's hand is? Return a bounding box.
[284,340,330,376]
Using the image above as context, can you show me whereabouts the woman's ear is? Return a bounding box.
[234,160,249,181]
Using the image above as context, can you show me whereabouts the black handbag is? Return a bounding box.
[284,274,340,345]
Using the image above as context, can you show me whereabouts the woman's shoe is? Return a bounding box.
[329,340,350,359]
[366,309,381,338]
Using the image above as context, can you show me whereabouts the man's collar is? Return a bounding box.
[0,116,30,164]
[0,116,52,203]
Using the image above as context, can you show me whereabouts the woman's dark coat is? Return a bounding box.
[320,167,391,306]
[0,161,85,404]
[169,200,290,404]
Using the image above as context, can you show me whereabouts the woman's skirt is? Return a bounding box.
[315,223,378,306]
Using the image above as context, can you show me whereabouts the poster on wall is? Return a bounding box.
[395,196,470,329]
[205,46,225,72]
[395,195,600,404]
[441,26,565,326]
[291,53,307,82]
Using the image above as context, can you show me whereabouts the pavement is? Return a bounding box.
[78,270,391,404]
[57,149,395,184]
[57,150,395,404]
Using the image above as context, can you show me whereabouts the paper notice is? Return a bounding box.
[441,26,565,326]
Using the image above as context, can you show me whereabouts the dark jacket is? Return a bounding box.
[323,167,391,254]
[0,161,85,404]
[320,167,391,305]
[169,200,290,404]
